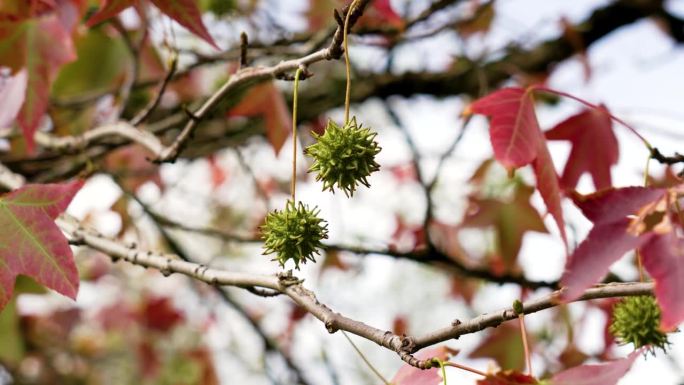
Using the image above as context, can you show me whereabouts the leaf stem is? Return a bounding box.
[341,331,390,385]
[291,67,303,202]
[442,361,487,377]
[533,86,652,149]
[343,0,360,124]
[519,314,532,375]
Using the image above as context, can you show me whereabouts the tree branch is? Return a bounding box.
[53,211,654,369]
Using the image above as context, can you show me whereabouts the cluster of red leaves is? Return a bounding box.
[0,0,217,152]
[469,86,684,331]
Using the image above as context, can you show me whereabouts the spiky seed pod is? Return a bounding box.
[609,296,670,354]
[261,201,328,269]
[305,117,381,197]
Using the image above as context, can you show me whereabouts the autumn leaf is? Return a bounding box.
[0,181,84,311]
[455,1,494,39]
[141,296,184,332]
[470,322,528,372]
[477,370,538,385]
[469,87,566,244]
[0,13,77,151]
[227,81,291,155]
[87,0,218,48]
[561,187,665,300]
[470,88,543,169]
[532,140,566,244]
[545,107,618,190]
[462,183,547,269]
[149,0,218,48]
[390,346,455,385]
[85,0,136,27]
[640,232,684,330]
[549,349,641,385]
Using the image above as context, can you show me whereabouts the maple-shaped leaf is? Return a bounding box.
[477,370,538,385]
[0,13,77,151]
[470,88,543,169]
[227,81,291,155]
[462,184,547,269]
[561,187,665,300]
[390,346,455,385]
[549,349,640,385]
[470,87,566,244]
[640,232,684,330]
[0,181,83,311]
[545,107,618,190]
[532,142,565,243]
[87,0,218,49]
[470,322,528,371]
[149,0,218,48]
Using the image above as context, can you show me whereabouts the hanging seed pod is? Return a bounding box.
[305,117,381,197]
[609,296,670,354]
[261,200,328,269]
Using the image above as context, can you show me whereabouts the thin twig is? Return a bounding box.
[131,52,179,126]
[342,331,391,385]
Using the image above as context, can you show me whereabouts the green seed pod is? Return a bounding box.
[305,117,381,197]
[609,296,670,354]
[261,201,328,269]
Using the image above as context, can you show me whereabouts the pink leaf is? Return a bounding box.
[561,218,650,301]
[149,0,218,49]
[471,87,566,243]
[545,107,618,190]
[561,187,667,300]
[640,232,684,330]
[85,0,136,27]
[533,139,567,244]
[572,187,665,226]
[550,349,641,385]
[0,69,27,128]
[0,13,76,152]
[470,87,543,169]
[390,346,453,385]
[0,181,84,311]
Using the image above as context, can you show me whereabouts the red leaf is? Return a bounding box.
[0,181,83,311]
[532,140,566,243]
[149,0,218,49]
[0,69,27,128]
[470,322,527,371]
[640,232,684,330]
[477,370,538,385]
[142,296,184,332]
[561,218,649,300]
[390,346,454,385]
[550,349,640,385]
[87,0,217,49]
[561,187,668,300]
[572,187,665,226]
[207,155,228,190]
[545,107,618,190]
[85,0,136,27]
[228,81,291,155]
[0,14,77,151]
[469,88,543,170]
[470,87,566,245]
